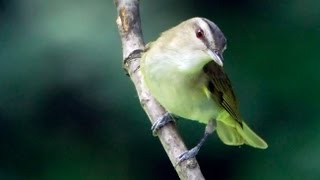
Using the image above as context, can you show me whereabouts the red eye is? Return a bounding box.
[196,28,204,39]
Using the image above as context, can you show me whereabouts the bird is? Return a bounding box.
[140,17,268,164]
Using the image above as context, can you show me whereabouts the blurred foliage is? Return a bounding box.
[0,0,319,179]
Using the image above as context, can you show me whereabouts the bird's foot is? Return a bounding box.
[151,112,174,136]
[175,120,215,166]
[176,146,200,165]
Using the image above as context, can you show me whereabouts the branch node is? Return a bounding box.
[140,97,150,108]
[119,7,130,32]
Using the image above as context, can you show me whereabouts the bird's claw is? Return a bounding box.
[176,146,200,165]
[151,112,174,136]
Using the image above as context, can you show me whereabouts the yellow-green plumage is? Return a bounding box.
[141,17,267,149]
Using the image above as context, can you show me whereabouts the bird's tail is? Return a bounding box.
[215,110,268,149]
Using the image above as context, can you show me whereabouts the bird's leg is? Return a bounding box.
[176,120,216,165]
[151,112,175,136]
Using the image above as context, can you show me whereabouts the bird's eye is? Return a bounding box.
[196,28,204,39]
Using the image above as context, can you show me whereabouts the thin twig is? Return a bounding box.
[114,0,205,179]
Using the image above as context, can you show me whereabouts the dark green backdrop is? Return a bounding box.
[0,0,319,179]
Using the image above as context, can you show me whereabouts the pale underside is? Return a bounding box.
[150,71,220,123]
[142,53,221,124]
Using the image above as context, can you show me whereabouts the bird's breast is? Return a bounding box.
[142,60,221,123]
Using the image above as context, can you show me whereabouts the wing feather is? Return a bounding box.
[203,61,242,125]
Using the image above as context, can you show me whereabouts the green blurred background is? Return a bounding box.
[0,0,319,179]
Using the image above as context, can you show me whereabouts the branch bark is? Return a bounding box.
[115,0,205,179]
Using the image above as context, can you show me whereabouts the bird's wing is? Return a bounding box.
[203,61,242,124]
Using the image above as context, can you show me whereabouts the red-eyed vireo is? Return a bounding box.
[141,17,268,163]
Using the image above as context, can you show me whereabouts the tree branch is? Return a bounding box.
[115,0,205,179]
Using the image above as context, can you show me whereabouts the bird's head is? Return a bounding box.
[158,17,227,70]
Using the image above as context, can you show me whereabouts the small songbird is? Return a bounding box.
[141,17,267,163]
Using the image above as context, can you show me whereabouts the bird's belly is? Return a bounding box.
[146,76,221,123]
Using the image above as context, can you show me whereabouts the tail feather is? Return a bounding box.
[216,110,268,149]
[236,121,268,149]
[216,120,244,145]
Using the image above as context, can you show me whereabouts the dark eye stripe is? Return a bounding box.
[201,18,226,50]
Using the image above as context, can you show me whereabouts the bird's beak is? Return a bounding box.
[207,48,223,66]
